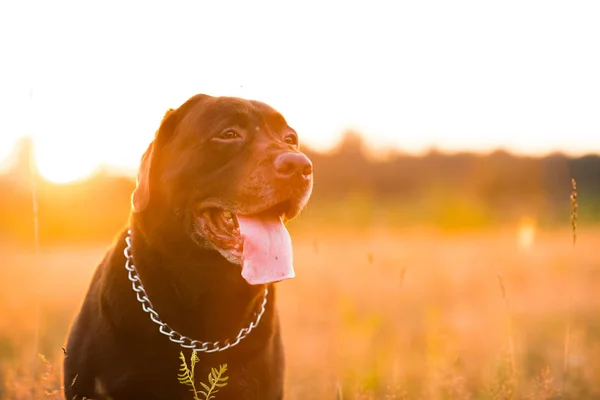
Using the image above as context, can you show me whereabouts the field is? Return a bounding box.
[1,225,599,400]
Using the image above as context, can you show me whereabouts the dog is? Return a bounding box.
[63,94,313,399]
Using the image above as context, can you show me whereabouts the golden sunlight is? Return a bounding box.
[517,217,537,250]
[35,143,100,184]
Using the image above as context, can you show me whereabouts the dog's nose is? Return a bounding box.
[274,153,313,178]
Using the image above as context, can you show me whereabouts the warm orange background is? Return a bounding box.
[2,1,600,398]
[2,134,600,398]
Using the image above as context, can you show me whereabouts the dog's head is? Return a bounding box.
[131,94,313,285]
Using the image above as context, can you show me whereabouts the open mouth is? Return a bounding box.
[195,201,295,285]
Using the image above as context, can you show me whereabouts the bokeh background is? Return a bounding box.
[1,1,600,399]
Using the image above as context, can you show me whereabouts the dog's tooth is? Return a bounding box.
[223,211,232,219]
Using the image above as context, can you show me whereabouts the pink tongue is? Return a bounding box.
[236,213,295,285]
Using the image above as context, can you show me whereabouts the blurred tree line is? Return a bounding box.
[1,133,599,244]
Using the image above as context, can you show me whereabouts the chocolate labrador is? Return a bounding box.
[63,94,313,399]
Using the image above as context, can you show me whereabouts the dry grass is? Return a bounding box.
[1,226,599,399]
[560,178,578,399]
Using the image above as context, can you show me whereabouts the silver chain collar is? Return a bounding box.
[123,230,268,353]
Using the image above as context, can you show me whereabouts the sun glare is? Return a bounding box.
[517,217,537,250]
[35,144,100,184]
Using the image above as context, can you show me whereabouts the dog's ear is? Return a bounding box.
[131,108,176,213]
[131,141,154,213]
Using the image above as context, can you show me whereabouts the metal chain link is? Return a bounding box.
[123,230,268,353]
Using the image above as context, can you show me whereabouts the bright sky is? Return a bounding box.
[1,0,599,183]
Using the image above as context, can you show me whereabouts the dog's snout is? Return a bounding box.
[274,153,313,178]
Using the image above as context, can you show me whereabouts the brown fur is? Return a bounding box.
[63,94,313,399]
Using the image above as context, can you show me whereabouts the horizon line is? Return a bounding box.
[1,136,599,186]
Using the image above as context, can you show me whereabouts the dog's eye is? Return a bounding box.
[284,134,298,146]
[216,130,241,140]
